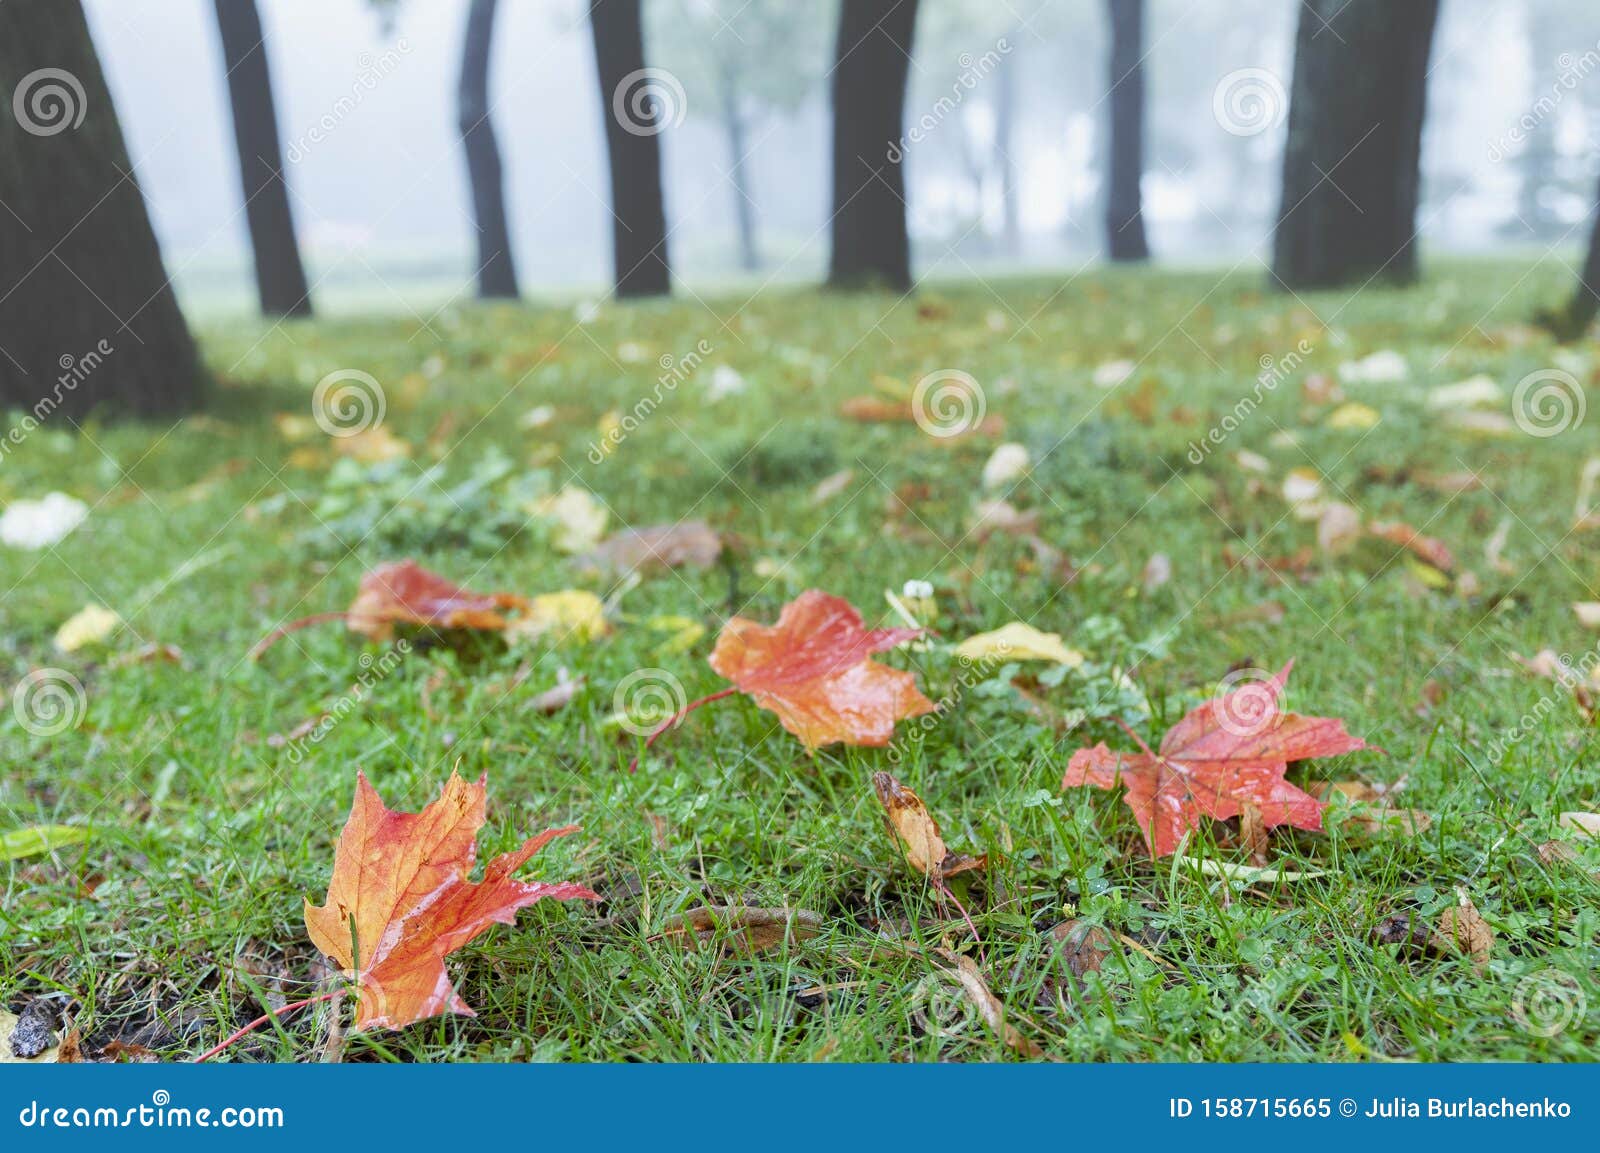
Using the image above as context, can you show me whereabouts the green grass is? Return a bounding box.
[2,260,1598,1063]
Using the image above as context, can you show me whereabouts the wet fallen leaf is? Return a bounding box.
[1430,894,1494,973]
[505,590,610,643]
[1176,857,1326,883]
[953,621,1083,667]
[304,772,596,1030]
[1558,811,1600,838]
[252,560,529,656]
[579,521,721,575]
[935,951,1043,1058]
[1,825,89,861]
[53,604,120,653]
[1063,661,1371,856]
[1368,520,1455,572]
[873,772,986,880]
[537,486,608,554]
[1048,919,1113,979]
[1238,802,1270,865]
[1310,780,1431,836]
[657,906,822,953]
[707,590,935,751]
[1317,502,1362,556]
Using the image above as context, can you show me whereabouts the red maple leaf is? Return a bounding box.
[250,560,530,658]
[1062,662,1371,856]
[630,590,934,767]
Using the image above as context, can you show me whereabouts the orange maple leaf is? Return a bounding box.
[629,590,934,768]
[708,589,935,751]
[250,560,529,657]
[1062,662,1371,856]
[304,772,595,1031]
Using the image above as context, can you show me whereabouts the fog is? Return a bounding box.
[82,0,1600,315]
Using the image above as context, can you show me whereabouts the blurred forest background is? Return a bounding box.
[78,0,1600,316]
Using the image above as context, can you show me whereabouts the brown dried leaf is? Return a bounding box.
[873,772,986,880]
[936,951,1043,1058]
[1431,896,1494,972]
[579,521,721,575]
[657,906,822,953]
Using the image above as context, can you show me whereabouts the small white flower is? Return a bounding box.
[706,365,746,402]
[981,442,1031,490]
[902,579,934,600]
[1093,359,1136,388]
[1337,350,1408,384]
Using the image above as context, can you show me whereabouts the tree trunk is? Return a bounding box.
[589,0,671,298]
[718,62,760,273]
[1103,0,1149,262]
[828,0,919,291]
[0,0,202,418]
[212,0,312,317]
[994,31,1020,259]
[1272,0,1438,290]
[1539,171,1600,341]
[458,0,519,298]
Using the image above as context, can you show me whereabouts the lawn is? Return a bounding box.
[2,260,1597,1062]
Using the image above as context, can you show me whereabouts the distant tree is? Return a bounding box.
[1538,173,1600,341]
[1272,0,1439,289]
[1103,0,1148,261]
[0,0,202,417]
[648,0,829,272]
[590,0,671,298]
[828,0,920,290]
[212,0,312,317]
[458,0,518,297]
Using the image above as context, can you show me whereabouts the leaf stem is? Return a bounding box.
[247,612,349,660]
[627,686,737,772]
[1114,715,1159,760]
[193,989,343,1063]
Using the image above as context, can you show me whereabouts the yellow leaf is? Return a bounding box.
[537,487,608,554]
[953,621,1084,667]
[334,425,412,463]
[53,604,120,652]
[646,614,705,654]
[1325,402,1380,430]
[507,590,610,643]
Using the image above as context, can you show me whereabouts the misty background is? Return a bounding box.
[83,0,1600,316]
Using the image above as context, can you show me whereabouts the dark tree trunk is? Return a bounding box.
[1539,172,1600,341]
[0,0,202,418]
[589,0,671,298]
[1103,0,1149,262]
[994,31,1020,259]
[828,0,919,291]
[718,62,760,273]
[212,0,311,317]
[1272,0,1438,290]
[458,0,519,298]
